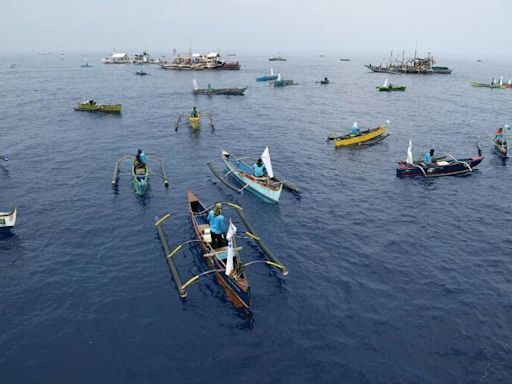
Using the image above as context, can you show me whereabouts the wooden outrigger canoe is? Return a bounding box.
[112,155,168,195]
[471,82,507,89]
[329,122,390,147]
[153,192,288,308]
[175,111,214,131]
[74,101,122,113]
[221,151,283,203]
[0,206,16,232]
[188,191,251,308]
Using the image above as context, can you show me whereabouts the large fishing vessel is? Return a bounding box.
[161,49,240,70]
[365,50,452,74]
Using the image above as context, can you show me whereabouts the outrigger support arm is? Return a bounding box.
[181,269,225,290]
[154,214,187,298]
[112,155,133,186]
[227,203,289,275]
[147,156,169,187]
[446,153,472,172]
[207,161,244,193]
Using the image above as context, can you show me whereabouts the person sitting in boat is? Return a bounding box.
[134,149,147,169]
[252,158,266,178]
[351,122,360,136]
[88,99,96,105]
[323,77,329,84]
[491,77,496,85]
[207,203,227,249]
[191,106,199,117]
[423,149,435,165]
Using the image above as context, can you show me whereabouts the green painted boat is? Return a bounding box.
[75,101,122,113]
[471,82,506,89]
[132,163,149,195]
[377,85,406,91]
[274,79,297,87]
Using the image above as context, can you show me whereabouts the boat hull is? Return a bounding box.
[471,82,506,89]
[377,86,406,91]
[494,141,508,158]
[193,87,247,95]
[256,75,278,82]
[221,154,283,203]
[188,191,251,309]
[274,80,297,87]
[0,206,16,232]
[396,156,484,177]
[75,103,121,113]
[334,126,388,147]
[189,114,201,129]
[132,165,149,195]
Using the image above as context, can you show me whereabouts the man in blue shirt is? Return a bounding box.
[423,148,435,165]
[351,122,360,136]
[208,203,227,249]
[134,149,147,170]
[253,158,266,178]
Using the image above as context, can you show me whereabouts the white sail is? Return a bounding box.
[260,146,274,178]
[225,220,237,276]
[270,68,274,76]
[406,140,413,165]
[353,122,358,130]
[383,78,389,87]
[277,73,282,81]
[192,79,199,91]
[499,76,503,85]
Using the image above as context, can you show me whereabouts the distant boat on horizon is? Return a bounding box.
[269,56,286,61]
[339,58,351,62]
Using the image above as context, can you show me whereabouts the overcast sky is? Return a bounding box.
[1,0,510,56]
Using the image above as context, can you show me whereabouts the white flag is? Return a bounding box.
[277,73,282,81]
[225,221,237,276]
[260,147,274,178]
[270,68,274,76]
[383,78,389,87]
[192,79,199,90]
[406,140,413,165]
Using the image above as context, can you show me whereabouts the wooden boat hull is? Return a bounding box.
[0,206,16,232]
[396,156,484,177]
[377,86,406,91]
[189,114,201,129]
[132,164,149,195]
[193,87,247,95]
[334,126,388,147]
[75,103,121,113]
[256,75,278,82]
[221,153,283,203]
[494,141,508,158]
[188,191,251,309]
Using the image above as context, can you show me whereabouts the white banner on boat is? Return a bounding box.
[383,78,389,87]
[260,146,274,178]
[270,68,274,76]
[277,73,282,81]
[192,79,199,91]
[407,140,413,164]
[225,220,237,276]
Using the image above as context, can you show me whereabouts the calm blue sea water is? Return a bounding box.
[1,53,511,383]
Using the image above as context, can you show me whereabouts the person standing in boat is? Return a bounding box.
[208,203,227,249]
[351,122,360,136]
[191,106,199,117]
[134,149,147,169]
[252,158,266,178]
[423,149,435,165]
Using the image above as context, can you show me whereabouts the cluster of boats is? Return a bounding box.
[160,50,240,70]
[366,50,452,74]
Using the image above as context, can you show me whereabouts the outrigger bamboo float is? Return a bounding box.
[396,141,484,177]
[112,154,169,195]
[207,148,299,204]
[154,191,288,308]
[175,110,214,131]
[74,99,121,113]
[327,121,390,147]
[192,79,247,96]
[0,206,16,232]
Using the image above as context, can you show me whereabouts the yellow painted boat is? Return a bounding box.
[189,113,201,129]
[333,124,388,147]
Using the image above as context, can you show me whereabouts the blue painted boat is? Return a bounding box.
[256,68,278,82]
[221,151,283,203]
